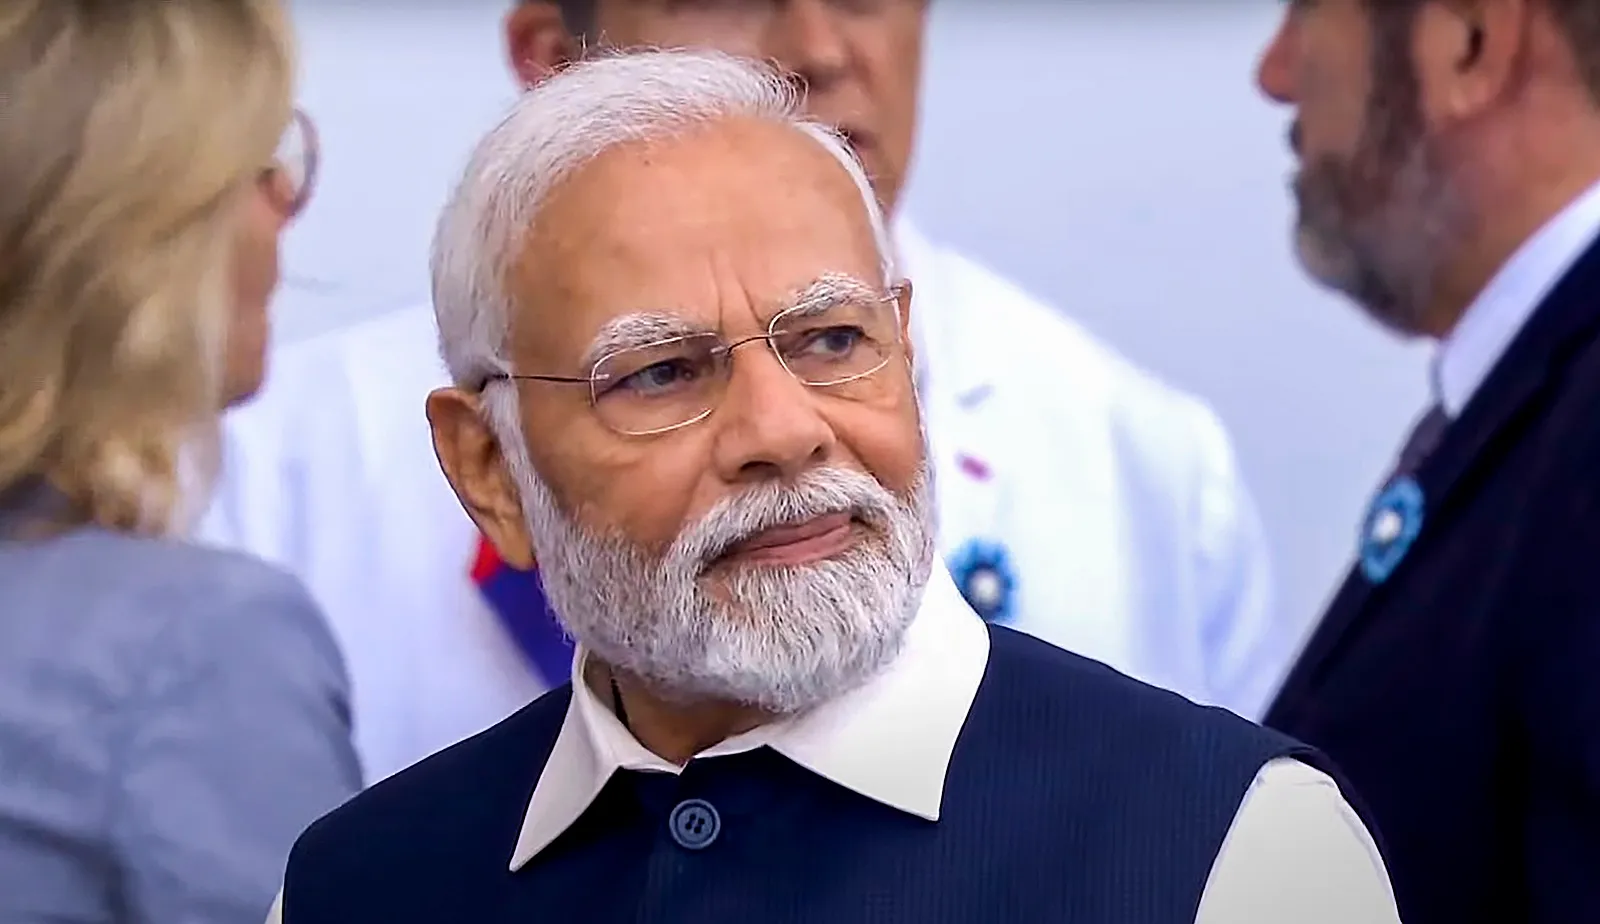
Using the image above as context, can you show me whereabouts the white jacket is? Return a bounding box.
[202,219,1292,783]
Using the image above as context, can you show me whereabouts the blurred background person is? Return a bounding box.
[0,2,361,922]
[1257,0,1600,921]
[205,0,1293,786]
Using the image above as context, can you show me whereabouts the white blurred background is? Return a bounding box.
[276,0,1431,646]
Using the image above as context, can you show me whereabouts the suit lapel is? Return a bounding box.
[1271,236,1600,719]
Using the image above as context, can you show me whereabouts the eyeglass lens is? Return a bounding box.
[587,292,901,435]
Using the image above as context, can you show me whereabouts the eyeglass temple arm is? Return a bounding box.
[484,372,591,384]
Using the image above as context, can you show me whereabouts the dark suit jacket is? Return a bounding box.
[1266,235,1600,924]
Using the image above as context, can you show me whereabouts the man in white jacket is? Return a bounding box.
[205,0,1294,784]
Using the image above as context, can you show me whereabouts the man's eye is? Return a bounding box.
[612,359,701,396]
[793,326,865,358]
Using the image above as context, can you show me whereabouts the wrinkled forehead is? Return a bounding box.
[504,117,886,371]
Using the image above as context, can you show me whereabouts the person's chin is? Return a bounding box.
[220,361,266,410]
[1293,223,1353,288]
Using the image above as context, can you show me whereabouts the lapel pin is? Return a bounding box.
[950,538,1016,623]
[1359,476,1425,584]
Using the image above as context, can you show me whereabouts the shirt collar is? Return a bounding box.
[507,563,991,871]
[1434,176,1600,417]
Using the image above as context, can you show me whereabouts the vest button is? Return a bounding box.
[667,798,721,850]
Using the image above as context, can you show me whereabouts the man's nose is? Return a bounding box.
[710,345,836,485]
[769,0,851,94]
[1255,14,1298,105]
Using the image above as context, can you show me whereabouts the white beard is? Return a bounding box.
[500,432,936,714]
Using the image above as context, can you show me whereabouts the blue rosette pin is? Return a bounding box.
[1359,476,1425,584]
[949,538,1017,623]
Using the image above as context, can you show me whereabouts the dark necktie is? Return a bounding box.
[1392,404,1450,480]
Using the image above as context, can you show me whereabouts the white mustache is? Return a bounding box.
[667,468,900,570]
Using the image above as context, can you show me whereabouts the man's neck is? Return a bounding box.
[585,660,773,765]
[1422,133,1600,339]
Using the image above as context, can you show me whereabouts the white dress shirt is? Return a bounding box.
[894,221,1287,721]
[264,564,1396,924]
[1433,177,1600,416]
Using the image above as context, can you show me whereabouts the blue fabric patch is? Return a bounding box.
[477,563,574,687]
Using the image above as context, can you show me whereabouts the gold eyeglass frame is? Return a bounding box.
[484,282,907,436]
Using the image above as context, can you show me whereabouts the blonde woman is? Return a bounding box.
[0,3,360,923]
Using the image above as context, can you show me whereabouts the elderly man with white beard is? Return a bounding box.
[268,50,1400,924]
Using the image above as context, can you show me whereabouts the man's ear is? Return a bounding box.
[426,386,538,569]
[505,1,580,89]
[1413,0,1526,124]
[895,279,916,371]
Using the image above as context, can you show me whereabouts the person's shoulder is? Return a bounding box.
[963,627,1324,880]
[5,526,307,609]
[984,624,1226,712]
[1545,323,1600,444]
[1490,325,1600,595]
[1195,756,1399,924]
[982,625,1295,756]
[286,687,573,873]
[0,528,342,690]
[921,236,1239,467]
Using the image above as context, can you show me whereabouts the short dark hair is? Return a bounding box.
[1366,0,1600,105]
[1548,0,1600,102]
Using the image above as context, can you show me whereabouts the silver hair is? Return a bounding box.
[430,48,897,391]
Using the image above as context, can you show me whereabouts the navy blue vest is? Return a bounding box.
[283,627,1316,923]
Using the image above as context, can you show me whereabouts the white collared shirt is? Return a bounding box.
[1433,177,1600,416]
[510,564,992,863]
[511,567,1396,922]
[266,565,1397,924]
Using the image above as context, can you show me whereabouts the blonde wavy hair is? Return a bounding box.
[0,0,294,535]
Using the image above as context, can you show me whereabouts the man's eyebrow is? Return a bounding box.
[782,273,882,317]
[577,273,880,368]
[580,313,711,370]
